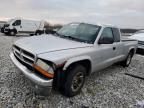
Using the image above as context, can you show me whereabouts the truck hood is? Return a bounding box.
[14,34,92,54]
[129,33,144,41]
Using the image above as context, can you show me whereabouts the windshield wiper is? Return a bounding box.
[62,35,84,42]
[54,33,89,43]
[66,36,90,43]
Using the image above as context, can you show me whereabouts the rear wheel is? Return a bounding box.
[121,51,133,67]
[36,32,41,35]
[62,65,86,97]
[35,30,44,35]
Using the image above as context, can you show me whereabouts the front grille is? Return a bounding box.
[138,41,144,45]
[13,45,35,66]
[15,54,33,71]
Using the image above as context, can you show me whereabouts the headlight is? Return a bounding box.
[34,59,54,78]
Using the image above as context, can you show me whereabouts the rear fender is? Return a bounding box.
[128,47,136,55]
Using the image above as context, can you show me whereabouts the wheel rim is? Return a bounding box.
[71,72,84,92]
[11,31,15,36]
[126,54,132,65]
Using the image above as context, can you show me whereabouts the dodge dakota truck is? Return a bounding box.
[10,22,138,97]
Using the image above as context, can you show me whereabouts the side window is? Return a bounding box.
[112,28,120,42]
[12,20,21,26]
[100,27,114,40]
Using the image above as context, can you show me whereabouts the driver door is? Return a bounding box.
[93,27,115,71]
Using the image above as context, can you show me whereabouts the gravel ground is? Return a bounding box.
[0,33,144,108]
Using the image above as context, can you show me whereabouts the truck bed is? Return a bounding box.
[121,36,137,42]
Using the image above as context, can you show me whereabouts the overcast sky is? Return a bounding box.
[0,0,144,29]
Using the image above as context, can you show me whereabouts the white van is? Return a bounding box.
[129,30,144,53]
[2,18,45,36]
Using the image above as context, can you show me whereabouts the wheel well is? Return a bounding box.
[66,60,91,76]
[53,60,91,89]
[129,48,135,57]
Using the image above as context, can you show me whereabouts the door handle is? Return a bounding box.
[113,47,116,50]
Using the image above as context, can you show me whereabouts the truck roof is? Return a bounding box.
[70,22,118,28]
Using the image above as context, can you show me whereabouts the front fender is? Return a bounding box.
[63,56,92,71]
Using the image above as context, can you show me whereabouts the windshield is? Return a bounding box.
[56,23,101,44]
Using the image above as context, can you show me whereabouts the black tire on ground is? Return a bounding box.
[121,51,133,67]
[10,30,16,36]
[35,30,44,35]
[62,64,86,97]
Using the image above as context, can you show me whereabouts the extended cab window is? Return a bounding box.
[98,27,114,44]
[12,20,21,26]
[101,28,114,40]
[112,28,120,42]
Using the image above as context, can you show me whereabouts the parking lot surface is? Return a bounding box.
[0,33,144,108]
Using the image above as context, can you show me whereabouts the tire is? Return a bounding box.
[36,30,44,35]
[62,64,86,97]
[10,30,16,36]
[121,52,133,67]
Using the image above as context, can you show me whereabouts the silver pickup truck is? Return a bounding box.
[10,23,137,97]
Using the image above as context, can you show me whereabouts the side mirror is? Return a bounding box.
[98,37,114,44]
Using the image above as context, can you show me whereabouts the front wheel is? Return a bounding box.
[62,65,86,97]
[10,30,16,36]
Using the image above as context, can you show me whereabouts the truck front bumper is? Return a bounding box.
[10,52,53,93]
[4,28,10,33]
